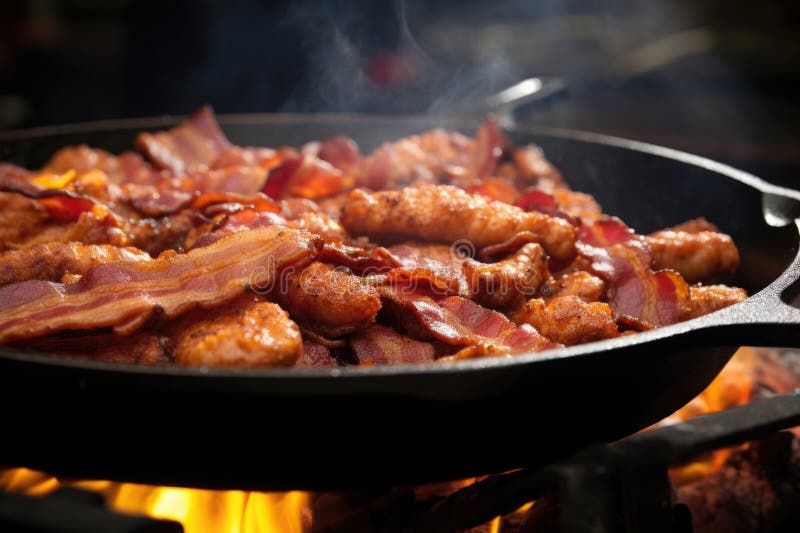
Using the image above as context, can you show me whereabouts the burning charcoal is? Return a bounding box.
[676,432,800,533]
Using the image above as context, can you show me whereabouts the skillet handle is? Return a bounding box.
[484,77,567,127]
[698,219,800,347]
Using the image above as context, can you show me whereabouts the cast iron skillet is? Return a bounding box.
[0,113,799,491]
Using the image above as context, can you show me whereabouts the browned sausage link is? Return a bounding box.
[463,242,549,309]
[174,299,302,367]
[645,230,740,283]
[273,260,382,337]
[0,241,151,287]
[687,284,747,319]
[340,184,577,260]
[511,296,619,346]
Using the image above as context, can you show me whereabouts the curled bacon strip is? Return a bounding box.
[0,226,322,343]
[350,324,445,365]
[379,288,558,355]
[264,154,347,200]
[136,106,231,173]
[577,217,690,326]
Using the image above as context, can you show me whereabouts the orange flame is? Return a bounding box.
[665,347,755,484]
[0,468,310,533]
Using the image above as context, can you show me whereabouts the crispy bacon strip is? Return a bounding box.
[316,136,362,177]
[45,146,166,185]
[264,154,348,200]
[470,116,504,180]
[136,107,231,173]
[0,226,321,343]
[350,324,442,365]
[358,129,475,190]
[577,218,691,326]
[379,288,558,355]
[340,184,577,260]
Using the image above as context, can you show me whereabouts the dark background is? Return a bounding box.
[0,0,797,186]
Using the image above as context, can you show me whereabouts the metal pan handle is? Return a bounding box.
[698,217,800,348]
[483,77,567,127]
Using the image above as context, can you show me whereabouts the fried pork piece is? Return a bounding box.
[359,129,475,190]
[280,199,346,242]
[687,284,748,319]
[512,296,619,345]
[0,192,53,250]
[541,271,606,302]
[646,229,740,283]
[512,144,568,190]
[463,242,549,308]
[296,340,338,367]
[340,184,577,260]
[174,296,302,367]
[14,332,172,365]
[0,241,150,286]
[273,261,382,337]
[668,217,719,234]
[552,189,603,221]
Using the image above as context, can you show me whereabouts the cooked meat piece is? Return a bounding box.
[687,284,747,319]
[646,230,740,283]
[44,145,159,185]
[272,261,382,337]
[541,271,606,302]
[512,144,567,190]
[358,129,475,189]
[278,198,347,241]
[463,242,549,308]
[0,192,53,250]
[14,332,172,365]
[552,189,603,221]
[340,184,577,260]
[512,295,619,345]
[296,340,339,367]
[393,242,459,264]
[667,217,719,234]
[0,241,150,286]
[174,298,302,367]
[284,212,346,242]
[315,192,350,219]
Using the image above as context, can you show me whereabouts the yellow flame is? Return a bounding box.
[666,347,755,484]
[0,467,309,533]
